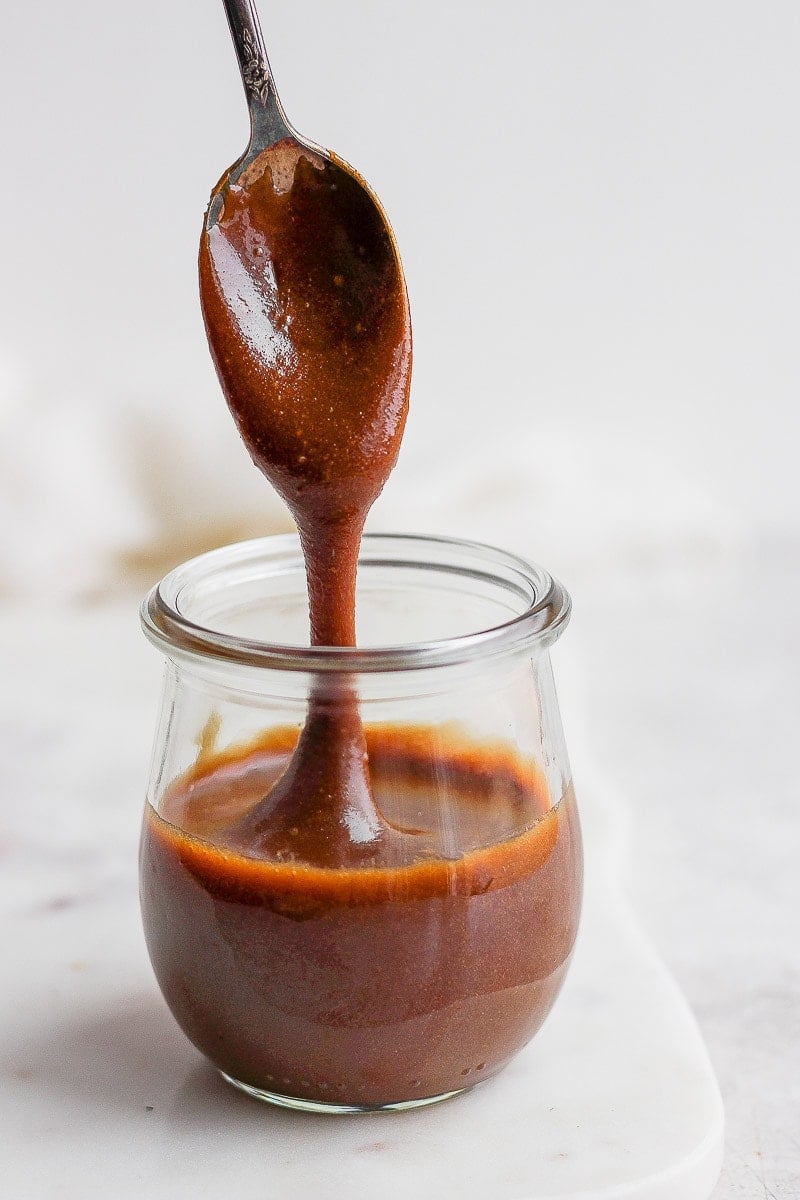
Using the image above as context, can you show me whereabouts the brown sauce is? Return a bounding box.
[150,127,586,1106]
[198,139,412,863]
[140,728,582,1106]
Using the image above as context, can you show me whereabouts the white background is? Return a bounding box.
[1,0,798,592]
[1,3,798,1195]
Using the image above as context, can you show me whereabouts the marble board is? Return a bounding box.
[0,608,723,1198]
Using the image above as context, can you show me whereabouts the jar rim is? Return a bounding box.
[140,533,571,674]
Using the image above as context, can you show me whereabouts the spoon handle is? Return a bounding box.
[221,0,293,151]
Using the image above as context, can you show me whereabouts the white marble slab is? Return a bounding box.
[0,607,723,1198]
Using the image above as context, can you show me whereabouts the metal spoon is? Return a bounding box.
[209,0,313,208]
[198,0,412,865]
[199,0,412,648]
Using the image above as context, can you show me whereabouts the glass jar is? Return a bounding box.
[139,533,582,1113]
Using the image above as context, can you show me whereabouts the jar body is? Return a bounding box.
[139,535,582,1112]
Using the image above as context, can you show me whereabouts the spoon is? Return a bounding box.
[200,0,411,642]
[199,0,412,865]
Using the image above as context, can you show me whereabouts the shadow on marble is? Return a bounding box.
[8,991,362,1134]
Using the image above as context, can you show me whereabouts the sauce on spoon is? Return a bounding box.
[199,138,412,865]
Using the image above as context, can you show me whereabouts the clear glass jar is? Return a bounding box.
[139,533,582,1113]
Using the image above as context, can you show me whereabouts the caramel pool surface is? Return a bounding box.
[139,726,582,1107]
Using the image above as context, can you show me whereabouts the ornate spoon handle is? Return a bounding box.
[221,0,294,153]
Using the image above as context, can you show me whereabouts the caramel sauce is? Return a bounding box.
[199,139,411,864]
[138,123,584,1107]
[140,728,582,1105]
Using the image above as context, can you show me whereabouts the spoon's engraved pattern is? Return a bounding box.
[241,28,270,104]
